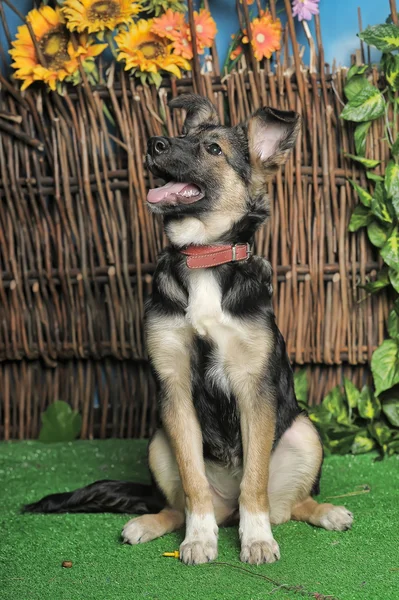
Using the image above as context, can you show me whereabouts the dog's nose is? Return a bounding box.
[148,136,170,156]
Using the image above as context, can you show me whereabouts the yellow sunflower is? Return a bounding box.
[63,0,141,34]
[115,19,190,79]
[9,5,106,91]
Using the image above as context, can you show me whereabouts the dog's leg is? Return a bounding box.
[147,316,218,565]
[268,414,353,531]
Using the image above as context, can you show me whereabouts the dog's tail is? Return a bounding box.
[23,480,164,514]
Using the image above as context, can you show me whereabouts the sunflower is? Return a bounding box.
[9,5,106,91]
[62,0,141,34]
[152,9,192,59]
[141,0,186,17]
[242,10,281,60]
[115,18,190,81]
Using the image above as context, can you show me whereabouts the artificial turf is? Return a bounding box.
[0,440,398,600]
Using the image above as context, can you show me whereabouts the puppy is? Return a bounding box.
[25,94,353,565]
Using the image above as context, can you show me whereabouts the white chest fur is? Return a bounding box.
[186,270,224,338]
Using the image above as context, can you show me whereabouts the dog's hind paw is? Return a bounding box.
[240,538,280,565]
[319,506,353,531]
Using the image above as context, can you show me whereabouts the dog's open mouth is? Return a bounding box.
[147,181,204,206]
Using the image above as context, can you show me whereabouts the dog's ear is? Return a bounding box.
[247,107,300,182]
[169,94,220,135]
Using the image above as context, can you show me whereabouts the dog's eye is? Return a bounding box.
[206,143,222,156]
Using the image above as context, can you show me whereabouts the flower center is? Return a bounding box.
[88,0,120,22]
[139,41,165,59]
[196,24,203,33]
[256,33,266,44]
[39,26,69,70]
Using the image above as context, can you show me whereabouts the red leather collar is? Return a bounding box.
[180,243,252,269]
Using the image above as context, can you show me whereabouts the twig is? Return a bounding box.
[390,0,398,25]
[0,119,44,151]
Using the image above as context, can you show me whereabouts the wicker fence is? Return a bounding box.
[0,4,390,440]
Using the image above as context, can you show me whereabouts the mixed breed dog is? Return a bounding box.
[25,94,353,565]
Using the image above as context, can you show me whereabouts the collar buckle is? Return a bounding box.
[232,243,252,262]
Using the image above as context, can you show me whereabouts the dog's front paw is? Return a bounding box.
[180,537,218,565]
[319,506,353,531]
[240,538,280,565]
[122,515,161,545]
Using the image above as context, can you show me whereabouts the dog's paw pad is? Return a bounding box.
[240,538,280,565]
[179,538,218,565]
[319,506,353,531]
[122,517,159,545]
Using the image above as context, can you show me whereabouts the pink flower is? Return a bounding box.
[292,0,320,22]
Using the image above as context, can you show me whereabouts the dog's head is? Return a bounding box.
[146,94,300,247]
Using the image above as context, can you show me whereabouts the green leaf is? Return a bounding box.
[368,421,393,445]
[388,302,399,339]
[384,53,399,91]
[347,64,368,80]
[341,87,385,123]
[351,434,376,454]
[345,153,381,168]
[387,440,399,455]
[308,405,334,427]
[362,268,390,294]
[150,71,162,88]
[357,385,381,420]
[294,369,308,403]
[371,339,399,395]
[344,76,375,101]
[371,182,393,223]
[354,121,371,156]
[349,205,372,232]
[382,396,399,427]
[381,226,399,270]
[344,377,360,409]
[39,401,82,443]
[329,433,357,455]
[367,220,392,248]
[359,24,399,52]
[392,137,399,158]
[366,171,384,182]
[385,160,399,201]
[323,386,350,425]
[389,268,399,293]
[349,178,372,207]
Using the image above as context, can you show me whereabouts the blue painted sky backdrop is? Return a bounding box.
[0,0,389,73]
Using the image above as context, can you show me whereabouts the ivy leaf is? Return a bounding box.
[351,434,376,454]
[362,267,390,294]
[371,182,393,223]
[341,87,385,122]
[345,153,381,168]
[347,64,368,80]
[389,268,399,293]
[354,121,371,156]
[366,171,384,182]
[368,421,393,445]
[384,53,399,91]
[392,137,399,158]
[371,338,399,395]
[382,396,399,427]
[308,405,334,427]
[385,160,399,199]
[388,299,399,339]
[323,386,349,425]
[344,76,375,101]
[349,205,372,232]
[381,227,399,270]
[349,178,372,207]
[357,385,381,420]
[294,369,308,403]
[359,24,399,52]
[367,220,392,248]
[344,377,360,409]
[39,401,82,443]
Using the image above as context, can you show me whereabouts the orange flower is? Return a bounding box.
[191,9,217,53]
[230,45,243,60]
[242,10,281,60]
[152,9,184,40]
[171,26,192,59]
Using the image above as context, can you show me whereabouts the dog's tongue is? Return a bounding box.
[147,181,200,204]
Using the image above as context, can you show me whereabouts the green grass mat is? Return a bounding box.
[0,440,398,600]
